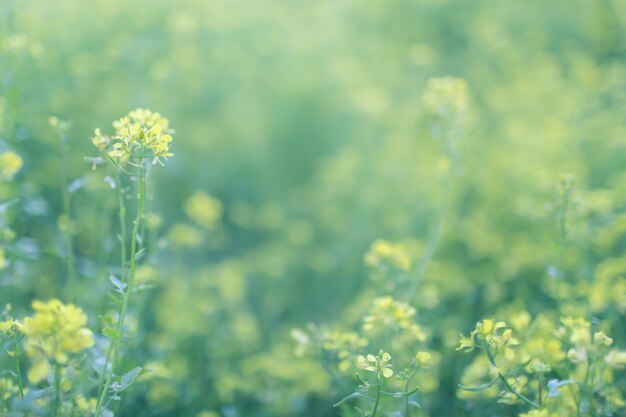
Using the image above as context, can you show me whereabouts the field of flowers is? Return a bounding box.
[2,0,626,416]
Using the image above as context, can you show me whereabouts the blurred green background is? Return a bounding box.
[2,0,626,416]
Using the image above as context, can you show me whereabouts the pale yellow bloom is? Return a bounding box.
[0,151,23,179]
[18,299,94,383]
[185,191,223,229]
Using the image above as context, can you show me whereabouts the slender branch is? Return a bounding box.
[59,131,77,302]
[52,364,61,417]
[94,152,146,417]
[372,377,381,417]
[404,367,419,417]
[484,345,540,409]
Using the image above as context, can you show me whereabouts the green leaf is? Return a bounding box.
[109,274,127,293]
[458,378,499,392]
[120,367,142,390]
[102,326,120,340]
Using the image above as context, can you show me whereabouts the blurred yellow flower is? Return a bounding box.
[17,299,94,383]
[415,351,432,367]
[422,77,469,119]
[185,191,223,229]
[363,296,426,341]
[0,151,23,180]
[364,239,411,272]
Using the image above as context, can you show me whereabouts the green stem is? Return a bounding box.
[117,169,127,284]
[94,156,146,417]
[580,357,592,414]
[372,378,381,417]
[404,368,418,417]
[484,345,540,409]
[59,132,77,302]
[15,357,23,399]
[538,373,543,408]
[406,166,454,301]
[52,364,61,417]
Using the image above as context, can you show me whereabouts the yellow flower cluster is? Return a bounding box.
[457,319,519,352]
[0,151,23,180]
[291,325,368,373]
[0,377,19,400]
[74,394,98,413]
[357,350,393,378]
[422,77,469,119]
[92,108,174,163]
[559,317,623,367]
[363,296,426,341]
[415,351,432,367]
[0,319,16,335]
[185,191,223,229]
[364,239,411,272]
[17,299,94,383]
[519,410,559,417]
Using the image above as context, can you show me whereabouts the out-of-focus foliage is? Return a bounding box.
[2,0,626,416]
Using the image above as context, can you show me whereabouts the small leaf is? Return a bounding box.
[119,367,142,390]
[102,327,120,340]
[459,378,499,392]
[109,274,127,293]
[104,176,116,190]
[135,247,146,260]
[99,315,115,326]
[68,177,88,193]
[333,392,362,407]
[0,199,18,214]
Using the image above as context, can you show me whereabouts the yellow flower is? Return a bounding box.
[519,409,548,417]
[17,299,94,383]
[364,239,411,272]
[92,108,174,163]
[0,377,19,401]
[605,350,626,369]
[415,351,432,367]
[593,331,613,346]
[357,350,393,378]
[185,191,223,229]
[74,394,97,413]
[0,319,15,335]
[457,319,518,352]
[0,151,23,179]
[0,248,6,270]
[422,77,469,119]
[362,296,426,340]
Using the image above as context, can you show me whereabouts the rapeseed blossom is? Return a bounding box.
[363,296,426,340]
[0,151,23,179]
[185,191,223,229]
[92,108,174,163]
[357,350,393,378]
[364,239,411,272]
[457,319,519,352]
[422,77,469,120]
[17,299,94,383]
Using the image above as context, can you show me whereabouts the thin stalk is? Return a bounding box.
[15,357,23,399]
[94,155,145,417]
[579,357,592,414]
[484,344,540,409]
[117,169,127,284]
[404,368,418,417]
[59,131,77,302]
[372,378,381,417]
[52,364,61,417]
[405,170,453,301]
[538,373,543,408]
